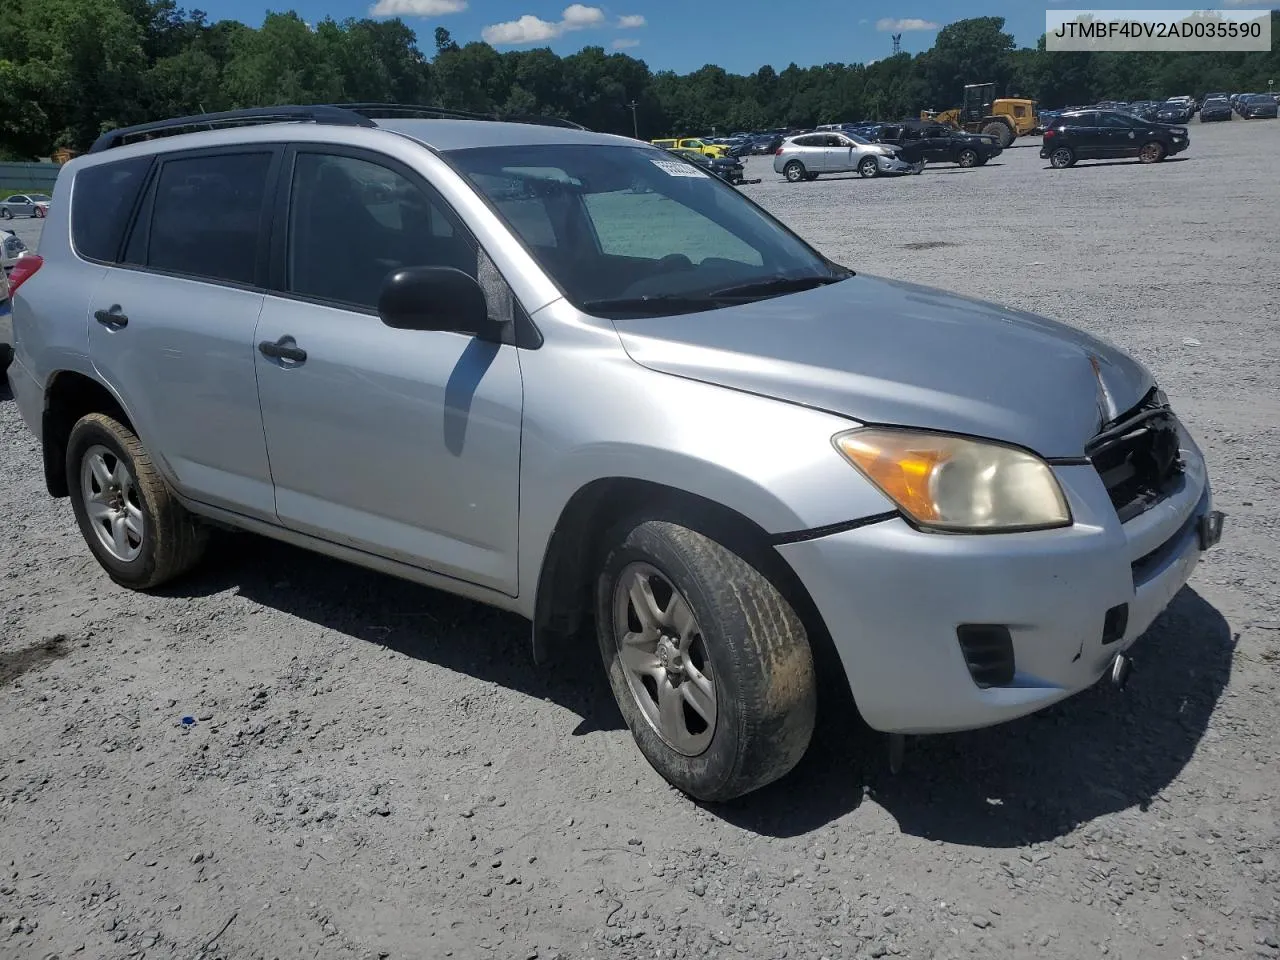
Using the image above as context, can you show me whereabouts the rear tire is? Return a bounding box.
[67,413,208,589]
[0,208,11,220]
[957,149,979,168]
[1139,141,1165,163]
[783,160,806,183]
[596,519,817,802]
[1050,146,1076,169]
[0,344,12,375]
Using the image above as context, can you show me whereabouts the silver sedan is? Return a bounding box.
[773,132,923,182]
[0,194,52,219]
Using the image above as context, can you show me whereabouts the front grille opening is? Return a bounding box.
[956,624,1015,688]
[1087,390,1185,523]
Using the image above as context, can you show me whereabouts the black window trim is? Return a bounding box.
[114,143,285,293]
[266,142,540,349]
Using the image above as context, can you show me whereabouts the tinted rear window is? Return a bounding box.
[71,157,152,262]
[146,152,272,286]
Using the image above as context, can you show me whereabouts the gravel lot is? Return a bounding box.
[2,119,1278,960]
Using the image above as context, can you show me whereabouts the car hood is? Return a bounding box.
[611,274,1154,458]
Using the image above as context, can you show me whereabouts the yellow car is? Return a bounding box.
[649,137,729,158]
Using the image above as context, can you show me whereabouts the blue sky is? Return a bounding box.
[210,0,1277,74]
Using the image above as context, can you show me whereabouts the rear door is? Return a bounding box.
[88,147,280,518]
[1062,112,1102,157]
[252,146,524,594]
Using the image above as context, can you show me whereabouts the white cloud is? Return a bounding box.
[617,13,646,27]
[612,37,640,47]
[369,0,466,15]
[876,17,938,31]
[562,2,606,26]
[482,3,607,44]
[482,14,559,42]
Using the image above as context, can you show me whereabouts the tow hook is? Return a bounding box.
[1110,652,1132,690]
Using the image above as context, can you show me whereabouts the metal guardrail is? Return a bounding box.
[0,161,60,193]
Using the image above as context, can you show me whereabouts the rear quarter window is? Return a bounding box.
[71,156,152,262]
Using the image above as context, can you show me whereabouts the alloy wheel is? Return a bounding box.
[612,562,717,756]
[80,444,144,563]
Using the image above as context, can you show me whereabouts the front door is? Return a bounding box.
[88,147,280,518]
[1097,113,1138,158]
[252,147,524,595]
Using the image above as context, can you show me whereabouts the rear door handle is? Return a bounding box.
[258,335,307,364]
[94,305,128,328]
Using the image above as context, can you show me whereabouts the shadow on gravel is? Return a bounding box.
[1046,157,1193,170]
[0,376,13,402]
[160,535,626,735]
[715,586,1231,845]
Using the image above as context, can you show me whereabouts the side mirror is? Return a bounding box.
[377,266,502,339]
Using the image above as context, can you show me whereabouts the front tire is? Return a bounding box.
[67,413,208,589]
[1050,146,1076,168]
[34,207,45,219]
[957,149,979,168]
[858,157,879,178]
[982,121,1013,148]
[783,160,806,183]
[1139,141,1165,163]
[596,519,816,802]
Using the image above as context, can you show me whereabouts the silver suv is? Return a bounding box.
[8,104,1223,802]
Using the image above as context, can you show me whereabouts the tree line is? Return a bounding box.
[2,1,1277,160]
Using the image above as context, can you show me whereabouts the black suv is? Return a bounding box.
[1040,110,1189,169]
[873,120,1002,168]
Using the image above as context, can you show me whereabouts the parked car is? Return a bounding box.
[2,228,31,273]
[1199,98,1233,122]
[7,104,1222,802]
[1154,101,1194,124]
[649,137,728,158]
[749,135,783,155]
[1041,110,1189,168]
[0,194,51,219]
[666,147,745,184]
[874,120,1002,167]
[1238,95,1278,119]
[773,131,923,181]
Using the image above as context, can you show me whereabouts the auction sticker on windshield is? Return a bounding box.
[651,159,706,177]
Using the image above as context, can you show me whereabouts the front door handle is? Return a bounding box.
[94,305,128,328]
[258,335,307,364]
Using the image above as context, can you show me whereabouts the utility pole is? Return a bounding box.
[892,33,901,55]
[626,100,639,139]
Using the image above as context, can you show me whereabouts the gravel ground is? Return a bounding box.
[2,119,1278,960]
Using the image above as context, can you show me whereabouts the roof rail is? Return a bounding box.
[88,101,589,154]
[89,105,376,153]
[328,102,588,131]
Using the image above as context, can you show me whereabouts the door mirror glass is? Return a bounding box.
[377,266,501,338]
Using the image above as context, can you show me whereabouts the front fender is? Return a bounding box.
[513,302,897,616]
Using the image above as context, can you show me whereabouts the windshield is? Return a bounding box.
[29,195,52,202]
[843,133,871,145]
[447,143,846,317]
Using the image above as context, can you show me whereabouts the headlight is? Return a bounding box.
[833,428,1071,532]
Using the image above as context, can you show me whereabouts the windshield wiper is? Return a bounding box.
[706,273,848,299]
